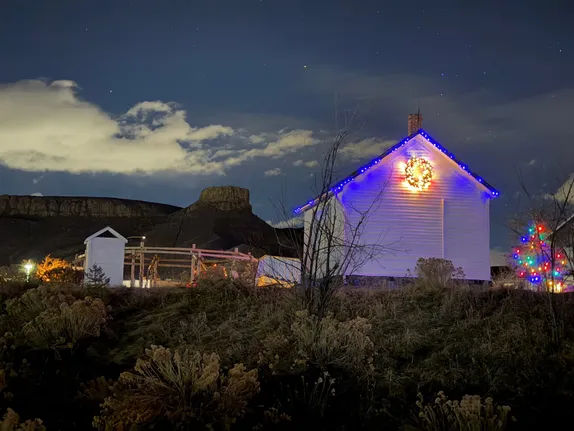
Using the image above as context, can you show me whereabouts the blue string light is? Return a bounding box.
[293,128,500,214]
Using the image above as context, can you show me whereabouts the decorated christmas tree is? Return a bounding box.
[512,222,569,292]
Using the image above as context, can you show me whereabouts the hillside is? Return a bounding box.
[0,281,571,429]
[143,186,300,257]
[0,187,301,265]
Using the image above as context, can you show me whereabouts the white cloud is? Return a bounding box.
[294,159,319,168]
[31,192,43,196]
[339,138,394,161]
[224,129,320,166]
[248,134,266,144]
[0,80,234,175]
[527,159,536,166]
[267,216,304,229]
[264,168,282,176]
[0,80,327,178]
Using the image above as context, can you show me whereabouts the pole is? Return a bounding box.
[130,253,135,288]
[139,237,145,288]
[196,252,202,282]
[190,244,197,286]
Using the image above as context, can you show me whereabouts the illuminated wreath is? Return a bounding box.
[404,157,433,190]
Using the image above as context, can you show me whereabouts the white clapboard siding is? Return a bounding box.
[305,134,492,281]
[303,197,346,278]
[443,187,490,280]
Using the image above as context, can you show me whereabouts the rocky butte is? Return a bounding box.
[0,186,301,266]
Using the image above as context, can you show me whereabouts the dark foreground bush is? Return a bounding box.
[94,345,260,430]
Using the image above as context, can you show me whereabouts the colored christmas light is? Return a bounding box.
[512,222,569,292]
[404,157,433,190]
[294,128,499,214]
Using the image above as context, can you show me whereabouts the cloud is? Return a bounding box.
[0,79,330,179]
[0,79,235,175]
[302,65,574,150]
[339,138,395,161]
[248,134,266,144]
[267,216,304,229]
[294,159,319,168]
[264,168,282,176]
[31,192,43,196]
[224,129,320,167]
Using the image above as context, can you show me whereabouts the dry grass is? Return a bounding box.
[94,345,260,430]
[409,391,514,431]
[0,277,573,429]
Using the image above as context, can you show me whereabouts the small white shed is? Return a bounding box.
[84,227,127,286]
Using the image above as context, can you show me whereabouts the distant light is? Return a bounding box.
[303,65,307,68]
[23,261,34,282]
[142,236,146,240]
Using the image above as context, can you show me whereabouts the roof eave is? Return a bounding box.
[294,128,499,214]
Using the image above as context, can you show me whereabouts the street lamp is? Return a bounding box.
[23,261,34,283]
[127,236,146,247]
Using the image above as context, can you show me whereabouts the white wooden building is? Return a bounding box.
[295,115,499,281]
[84,226,127,286]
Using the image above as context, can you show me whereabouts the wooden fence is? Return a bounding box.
[123,244,257,288]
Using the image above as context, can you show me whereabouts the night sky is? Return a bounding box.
[1,0,573,261]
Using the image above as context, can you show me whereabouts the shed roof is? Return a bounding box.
[84,226,128,244]
[294,128,499,213]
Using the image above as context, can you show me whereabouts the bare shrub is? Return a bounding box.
[20,296,109,349]
[414,258,464,287]
[79,376,114,404]
[94,345,260,430]
[5,286,78,325]
[290,309,374,375]
[0,408,44,431]
[0,281,33,303]
[409,391,515,431]
[0,266,27,284]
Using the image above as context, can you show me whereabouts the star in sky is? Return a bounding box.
[0,0,572,255]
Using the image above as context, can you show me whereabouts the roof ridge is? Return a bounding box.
[294,129,499,214]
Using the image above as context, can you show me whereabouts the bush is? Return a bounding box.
[94,345,260,430]
[5,286,109,349]
[35,255,77,284]
[409,391,515,431]
[0,281,34,304]
[21,296,109,349]
[5,286,78,325]
[0,266,28,284]
[415,258,464,286]
[290,310,374,376]
[0,408,44,431]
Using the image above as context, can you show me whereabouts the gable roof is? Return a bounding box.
[294,128,499,214]
[553,213,574,236]
[84,226,128,244]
